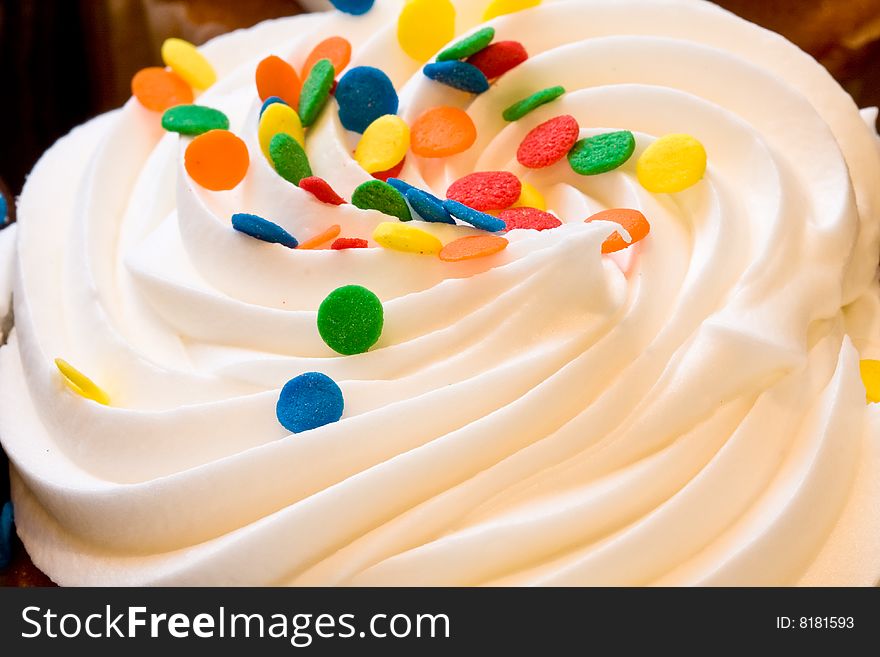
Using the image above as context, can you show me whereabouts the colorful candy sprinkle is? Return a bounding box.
[444,199,507,232]
[330,0,375,15]
[260,96,288,117]
[259,102,305,160]
[374,222,442,254]
[410,106,477,158]
[256,55,301,108]
[437,27,496,62]
[132,67,193,112]
[484,0,542,20]
[860,360,880,403]
[0,194,7,224]
[161,105,229,136]
[447,171,521,211]
[336,66,399,134]
[512,181,546,210]
[232,212,299,248]
[55,358,110,405]
[637,134,707,193]
[568,131,636,176]
[161,37,216,90]
[355,115,411,174]
[406,188,456,224]
[586,208,651,254]
[440,234,509,262]
[517,114,580,169]
[352,180,412,221]
[398,0,456,62]
[298,224,342,249]
[303,36,352,79]
[467,41,528,79]
[299,58,336,128]
[500,206,561,231]
[332,237,369,250]
[270,133,312,186]
[423,61,490,94]
[299,176,347,205]
[373,157,407,182]
[318,285,385,355]
[0,502,12,570]
[503,85,565,122]
[276,372,344,434]
[185,129,250,191]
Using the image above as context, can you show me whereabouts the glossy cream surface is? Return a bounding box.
[1,0,880,585]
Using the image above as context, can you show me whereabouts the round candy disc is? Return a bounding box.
[637,134,707,193]
[318,285,385,355]
[568,131,636,176]
[276,372,344,434]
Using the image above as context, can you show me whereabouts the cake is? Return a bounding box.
[1,0,879,586]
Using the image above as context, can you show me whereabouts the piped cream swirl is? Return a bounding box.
[1,0,879,585]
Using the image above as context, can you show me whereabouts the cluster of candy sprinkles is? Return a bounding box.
[53,0,880,432]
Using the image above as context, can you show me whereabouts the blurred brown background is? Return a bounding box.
[1,0,880,586]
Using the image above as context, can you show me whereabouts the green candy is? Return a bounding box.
[568,131,636,176]
[270,133,312,185]
[299,59,336,128]
[161,105,229,135]
[502,85,565,122]
[437,27,495,62]
[318,285,385,356]
[351,180,412,222]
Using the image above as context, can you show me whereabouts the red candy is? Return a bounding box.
[517,115,580,169]
[500,207,562,231]
[299,176,346,205]
[372,157,406,182]
[467,41,528,80]
[447,171,522,211]
[332,238,369,250]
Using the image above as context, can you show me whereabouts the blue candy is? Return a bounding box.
[330,0,375,15]
[336,66,399,134]
[406,188,455,224]
[444,199,507,232]
[276,372,345,434]
[386,177,414,196]
[0,502,13,569]
[423,61,489,94]
[0,193,7,224]
[260,96,288,118]
[232,213,299,248]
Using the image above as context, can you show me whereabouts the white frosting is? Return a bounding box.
[1,0,879,585]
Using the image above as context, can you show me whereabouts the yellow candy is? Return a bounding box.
[355,115,411,174]
[373,222,443,255]
[637,134,707,194]
[398,0,456,62]
[259,103,305,160]
[860,360,880,403]
[55,358,110,406]
[161,38,217,90]
[512,181,546,210]
[483,0,542,21]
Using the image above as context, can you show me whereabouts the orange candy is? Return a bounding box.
[298,224,342,250]
[439,235,509,262]
[411,106,477,158]
[256,55,302,108]
[586,208,651,254]
[184,130,250,191]
[302,36,351,79]
[132,67,193,112]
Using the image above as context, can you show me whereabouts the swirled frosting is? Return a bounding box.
[2,0,880,586]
